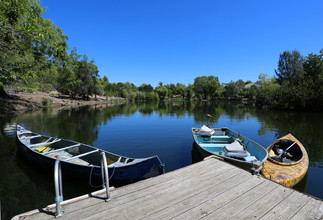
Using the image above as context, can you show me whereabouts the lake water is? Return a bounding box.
[1,102,322,219]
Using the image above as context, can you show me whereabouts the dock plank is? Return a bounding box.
[74,160,239,220]
[229,182,293,219]
[172,172,266,219]
[102,167,242,220]
[42,158,223,219]
[57,158,230,220]
[259,191,312,220]
[13,157,323,220]
[205,180,277,219]
[141,170,251,220]
[291,197,323,220]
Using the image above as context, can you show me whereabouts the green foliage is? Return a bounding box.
[193,75,222,100]
[138,83,153,93]
[0,0,320,111]
[155,85,168,100]
[275,50,305,84]
[135,91,146,101]
[223,80,257,99]
[176,83,186,100]
[256,50,323,110]
[135,90,158,102]
[255,73,280,106]
[223,80,249,98]
[146,91,159,101]
[75,55,99,99]
[185,84,194,100]
[41,98,53,107]
[0,0,68,95]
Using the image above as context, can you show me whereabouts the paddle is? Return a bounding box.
[276,140,298,160]
[284,141,298,152]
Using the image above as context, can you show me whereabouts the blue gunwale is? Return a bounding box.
[192,127,268,172]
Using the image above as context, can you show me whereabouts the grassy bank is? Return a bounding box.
[0,91,126,115]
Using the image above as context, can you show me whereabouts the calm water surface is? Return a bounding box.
[1,102,322,219]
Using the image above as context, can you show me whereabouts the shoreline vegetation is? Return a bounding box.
[0,91,126,115]
[1,0,322,113]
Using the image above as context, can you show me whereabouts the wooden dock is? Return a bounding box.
[13,156,323,220]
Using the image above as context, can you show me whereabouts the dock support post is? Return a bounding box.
[54,159,63,218]
[101,152,110,201]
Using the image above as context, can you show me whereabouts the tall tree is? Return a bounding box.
[75,55,99,99]
[301,51,323,109]
[186,84,194,100]
[193,75,221,100]
[138,83,153,93]
[176,83,187,99]
[303,52,323,82]
[275,50,305,84]
[0,0,68,96]
[256,73,279,106]
[155,83,168,100]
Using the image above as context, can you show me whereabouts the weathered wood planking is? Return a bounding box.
[13,157,323,220]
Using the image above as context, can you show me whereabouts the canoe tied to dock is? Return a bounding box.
[192,125,268,173]
[16,125,165,187]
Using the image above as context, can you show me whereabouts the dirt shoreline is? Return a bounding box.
[0,91,125,115]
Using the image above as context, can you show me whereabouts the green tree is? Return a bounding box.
[121,82,138,101]
[301,51,323,109]
[275,50,305,84]
[186,84,194,100]
[244,84,258,99]
[223,81,236,98]
[235,79,245,96]
[176,83,187,100]
[99,75,109,97]
[155,82,168,100]
[256,73,280,106]
[74,55,99,99]
[303,52,323,82]
[193,75,222,100]
[138,83,153,93]
[57,48,81,96]
[168,83,176,97]
[0,0,68,96]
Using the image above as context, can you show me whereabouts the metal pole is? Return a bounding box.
[101,152,110,201]
[206,114,212,128]
[54,159,63,217]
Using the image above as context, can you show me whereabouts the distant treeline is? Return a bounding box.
[0,0,322,110]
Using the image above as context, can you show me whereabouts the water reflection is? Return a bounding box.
[10,101,323,180]
[0,101,322,219]
[3,101,323,169]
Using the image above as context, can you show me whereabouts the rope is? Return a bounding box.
[88,165,116,188]
[108,165,116,180]
[89,166,102,188]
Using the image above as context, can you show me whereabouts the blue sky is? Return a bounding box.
[41,0,323,87]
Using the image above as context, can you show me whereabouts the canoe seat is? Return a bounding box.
[243,156,257,162]
[226,151,250,158]
[34,146,51,153]
[68,158,90,166]
[224,141,250,158]
[224,141,245,152]
[212,135,230,138]
[46,150,90,165]
[200,144,225,148]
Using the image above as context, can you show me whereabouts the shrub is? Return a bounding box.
[42,98,53,107]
